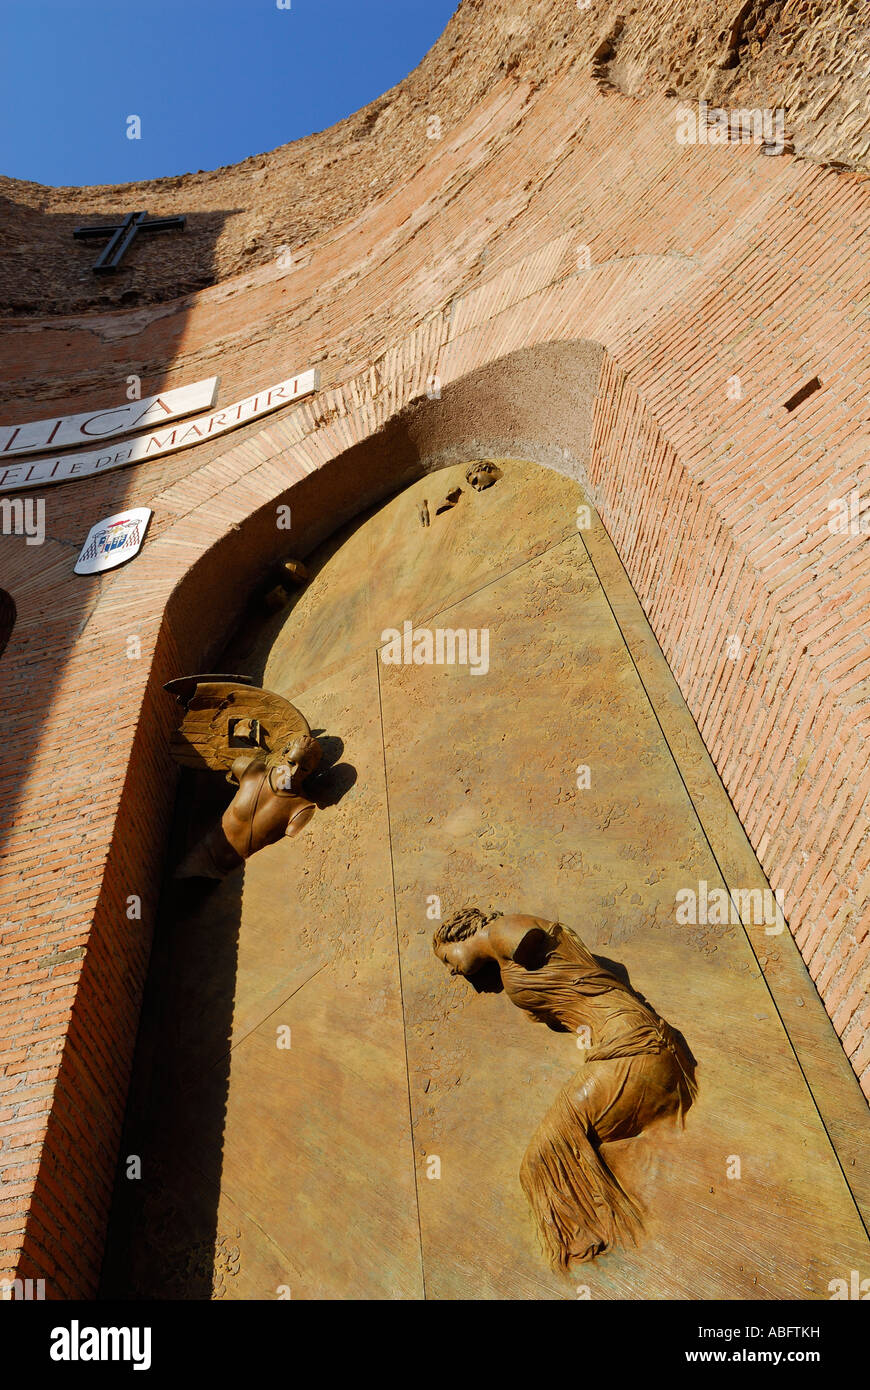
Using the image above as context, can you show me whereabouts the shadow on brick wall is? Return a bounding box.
[99,767,244,1301]
[0,208,240,1297]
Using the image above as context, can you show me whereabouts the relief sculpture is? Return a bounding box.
[165,675,322,878]
[433,908,698,1270]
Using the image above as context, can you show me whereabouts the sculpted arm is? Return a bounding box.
[487,914,553,967]
[284,802,316,839]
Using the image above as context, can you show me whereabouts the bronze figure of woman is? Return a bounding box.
[433,908,697,1271]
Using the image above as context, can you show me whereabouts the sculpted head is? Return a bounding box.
[433,906,500,976]
[465,461,502,492]
[269,734,322,792]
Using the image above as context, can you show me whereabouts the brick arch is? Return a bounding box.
[136,333,868,1104]
[11,329,868,1298]
[140,333,866,1103]
[156,340,606,664]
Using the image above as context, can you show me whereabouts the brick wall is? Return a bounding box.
[1,22,868,1294]
[1,0,868,318]
[588,360,870,1085]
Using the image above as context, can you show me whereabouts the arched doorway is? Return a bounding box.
[102,458,869,1299]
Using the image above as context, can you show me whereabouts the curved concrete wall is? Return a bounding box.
[1,40,868,1295]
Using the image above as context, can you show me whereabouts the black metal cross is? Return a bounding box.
[73,210,186,273]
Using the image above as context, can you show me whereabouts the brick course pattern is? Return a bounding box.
[0,0,868,1296]
[1,0,868,317]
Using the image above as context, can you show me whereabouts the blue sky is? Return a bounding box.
[0,0,459,188]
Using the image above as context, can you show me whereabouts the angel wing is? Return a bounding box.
[165,674,311,773]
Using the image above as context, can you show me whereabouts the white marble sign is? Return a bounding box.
[0,378,219,458]
[74,507,153,575]
[0,369,319,492]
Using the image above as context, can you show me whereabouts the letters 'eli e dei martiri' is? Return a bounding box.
[0,369,319,491]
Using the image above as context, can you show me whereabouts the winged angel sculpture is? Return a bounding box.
[165,675,322,879]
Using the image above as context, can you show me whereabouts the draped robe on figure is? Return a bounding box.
[499,923,697,1268]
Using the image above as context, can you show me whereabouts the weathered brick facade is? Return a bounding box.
[0,0,867,1297]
